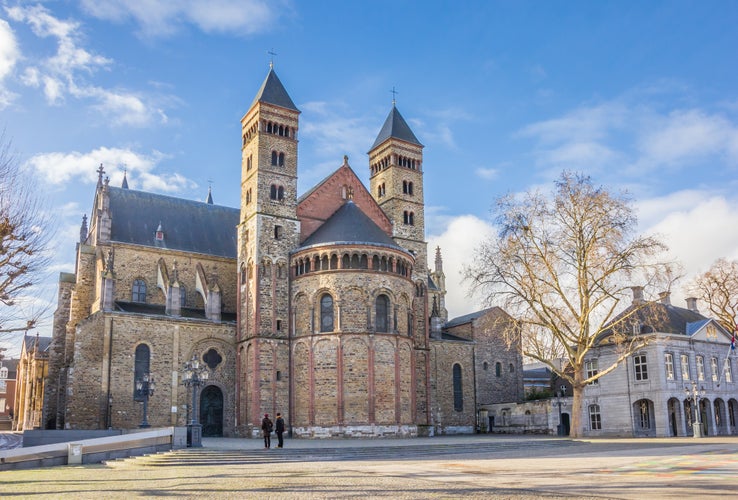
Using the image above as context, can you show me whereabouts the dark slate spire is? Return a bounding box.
[206,186,213,205]
[79,214,88,243]
[370,105,422,150]
[250,68,298,112]
[121,169,129,189]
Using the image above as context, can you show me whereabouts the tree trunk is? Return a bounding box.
[570,372,584,438]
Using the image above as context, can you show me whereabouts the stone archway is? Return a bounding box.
[200,385,224,437]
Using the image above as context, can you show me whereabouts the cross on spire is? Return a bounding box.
[268,49,277,69]
[390,86,398,106]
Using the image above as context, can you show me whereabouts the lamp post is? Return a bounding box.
[182,355,209,447]
[685,381,706,438]
[556,385,567,436]
[135,373,155,428]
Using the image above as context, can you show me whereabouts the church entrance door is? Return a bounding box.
[200,385,223,437]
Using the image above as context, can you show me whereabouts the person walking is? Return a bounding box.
[261,414,273,449]
[275,413,285,448]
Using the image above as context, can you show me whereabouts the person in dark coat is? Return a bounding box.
[275,413,285,448]
[261,414,273,449]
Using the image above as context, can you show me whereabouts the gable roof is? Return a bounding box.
[249,68,298,112]
[370,105,422,150]
[299,200,404,252]
[107,187,239,258]
[603,300,710,338]
[444,307,501,329]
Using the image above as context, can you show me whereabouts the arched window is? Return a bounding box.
[408,181,413,195]
[320,294,334,332]
[132,279,147,303]
[133,344,150,401]
[278,186,284,200]
[179,286,186,307]
[483,362,489,371]
[453,363,463,412]
[509,363,514,373]
[271,151,278,166]
[495,362,502,377]
[279,152,285,167]
[270,184,278,199]
[375,294,390,333]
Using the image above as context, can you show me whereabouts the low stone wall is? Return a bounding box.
[22,429,122,447]
[481,399,571,435]
[0,427,186,471]
[291,424,419,439]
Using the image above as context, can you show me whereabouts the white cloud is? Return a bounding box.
[0,18,19,108]
[24,146,193,193]
[474,167,499,180]
[637,109,738,168]
[79,0,282,37]
[428,214,494,319]
[6,5,168,125]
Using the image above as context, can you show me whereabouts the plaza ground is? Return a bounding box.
[1,434,737,498]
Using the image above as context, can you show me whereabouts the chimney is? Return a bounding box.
[659,291,671,305]
[631,286,644,304]
[685,297,699,312]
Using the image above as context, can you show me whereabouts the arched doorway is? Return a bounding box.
[633,399,655,437]
[561,413,570,436]
[200,385,223,437]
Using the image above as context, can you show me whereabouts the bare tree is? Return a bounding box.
[686,258,738,332]
[0,131,52,340]
[465,172,673,437]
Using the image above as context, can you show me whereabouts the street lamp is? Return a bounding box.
[135,373,155,428]
[182,355,209,447]
[556,385,567,436]
[684,381,706,438]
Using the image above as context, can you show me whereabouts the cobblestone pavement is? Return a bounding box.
[1,435,737,499]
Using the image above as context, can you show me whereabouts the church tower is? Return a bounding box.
[238,65,300,434]
[368,104,427,277]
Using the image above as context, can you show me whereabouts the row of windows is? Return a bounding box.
[376,181,414,199]
[628,353,734,384]
[318,293,405,334]
[265,121,294,138]
[665,353,733,383]
[244,151,289,170]
[482,361,515,376]
[369,154,421,175]
[242,119,296,148]
[293,252,412,278]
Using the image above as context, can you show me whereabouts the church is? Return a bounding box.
[43,65,523,438]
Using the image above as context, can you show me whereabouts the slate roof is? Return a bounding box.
[298,201,405,252]
[115,301,237,323]
[370,105,422,150]
[107,186,239,258]
[603,300,710,337]
[22,335,52,353]
[249,68,298,112]
[443,307,499,329]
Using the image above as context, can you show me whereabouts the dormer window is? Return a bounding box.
[155,222,164,241]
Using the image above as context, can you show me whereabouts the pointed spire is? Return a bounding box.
[206,185,214,205]
[121,169,129,189]
[370,105,422,150]
[79,214,88,243]
[250,67,298,112]
[435,246,444,273]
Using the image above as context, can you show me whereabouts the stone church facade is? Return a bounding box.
[44,66,523,437]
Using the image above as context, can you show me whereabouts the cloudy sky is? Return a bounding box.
[2,1,738,355]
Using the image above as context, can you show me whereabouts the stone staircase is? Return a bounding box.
[105,438,584,468]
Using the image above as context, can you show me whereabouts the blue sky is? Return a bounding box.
[2,1,738,355]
